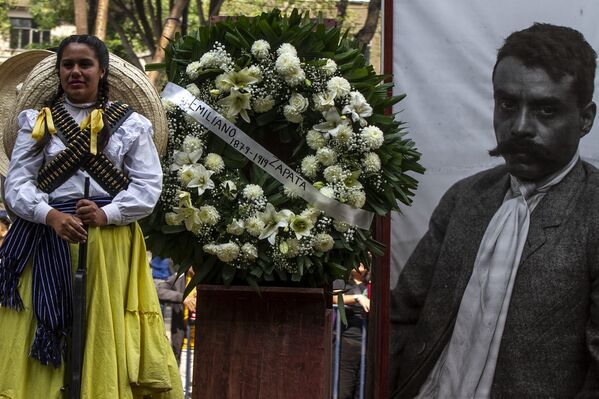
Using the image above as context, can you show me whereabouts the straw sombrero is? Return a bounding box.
[2,51,168,172]
[0,50,54,176]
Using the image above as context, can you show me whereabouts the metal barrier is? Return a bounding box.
[185,312,195,398]
[331,305,368,399]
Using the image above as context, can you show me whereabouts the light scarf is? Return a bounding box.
[417,153,579,398]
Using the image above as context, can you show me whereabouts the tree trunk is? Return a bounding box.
[108,17,144,70]
[208,0,225,19]
[355,0,381,49]
[337,0,348,19]
[147,0,190,86]
[196,0,206,26]
[73,0,88,34]
[134,0,156,53]
[94,0,110,40]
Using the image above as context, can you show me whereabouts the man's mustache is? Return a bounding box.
[488,138,552,162]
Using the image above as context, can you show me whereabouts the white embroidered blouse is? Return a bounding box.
[4,100,163,226]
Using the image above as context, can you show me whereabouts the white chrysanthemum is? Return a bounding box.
[245,216,266,237]
[165,212,180,225]
[323,165,344,182]
[347,190,366,208]
[275,53,301,76]
[198,205,220,225]
[185,61,202,80]
[320,186,336,198]
[284,68,306,87]
[360,126,385,150]
[203,153,225,173]
[283,105,303,123]
[301,155,320,177]
[316,147,337,167]
[253,95,275,113]
[334,125,354,145]
[242,184,264,200]
[288,93,309,113]
[306,129,326,150]
[363,152,382,173]
[322,59,337,76]
[277,43,297,56]
[251,39,271,59]
[313,233,334,252]
[186,83,201,98]
[182,135,203,153]
[203,242,240,263]
[327,76,351,98]
[162,99,177,112]
[226,218,245,236]
[241,243,258,261]
[333,220,350,233]
[280,238,300,258]
[283,185,300,199]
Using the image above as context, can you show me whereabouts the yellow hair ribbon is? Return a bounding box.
[31,107,56,141]
[79,109,104,155]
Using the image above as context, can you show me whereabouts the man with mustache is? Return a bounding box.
[390,23,599,398]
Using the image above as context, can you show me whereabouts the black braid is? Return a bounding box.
[96,78,112,153]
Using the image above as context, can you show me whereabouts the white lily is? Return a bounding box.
[289,214,314,239]
[342,91,373,127]
[313,108,349,138]
[169,148,203,172]
[258,203,294,245]
[218,88,252,123]
[186,163,215,195]
[215,68,261,92]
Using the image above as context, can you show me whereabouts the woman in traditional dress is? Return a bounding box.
[0,35,183,399]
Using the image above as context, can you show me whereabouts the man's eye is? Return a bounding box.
[539,106,556,116]
[499,100,515,111]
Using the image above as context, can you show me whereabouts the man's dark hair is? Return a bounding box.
[493,23,597,107]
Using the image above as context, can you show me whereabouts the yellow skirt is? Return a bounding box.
[0,223,183,399]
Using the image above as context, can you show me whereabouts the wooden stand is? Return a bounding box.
[192,285,332,399]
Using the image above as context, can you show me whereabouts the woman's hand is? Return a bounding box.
[46,209,87,243]
[75,199,108,227]
[355,294,370,312]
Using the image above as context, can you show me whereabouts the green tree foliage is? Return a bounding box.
[29,0,74,30]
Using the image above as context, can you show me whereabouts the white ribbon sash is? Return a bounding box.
[161,83,374,230]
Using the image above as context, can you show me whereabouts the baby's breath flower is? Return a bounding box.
[186,61,202,80]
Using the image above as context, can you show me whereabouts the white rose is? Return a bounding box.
[288,93,309,113]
